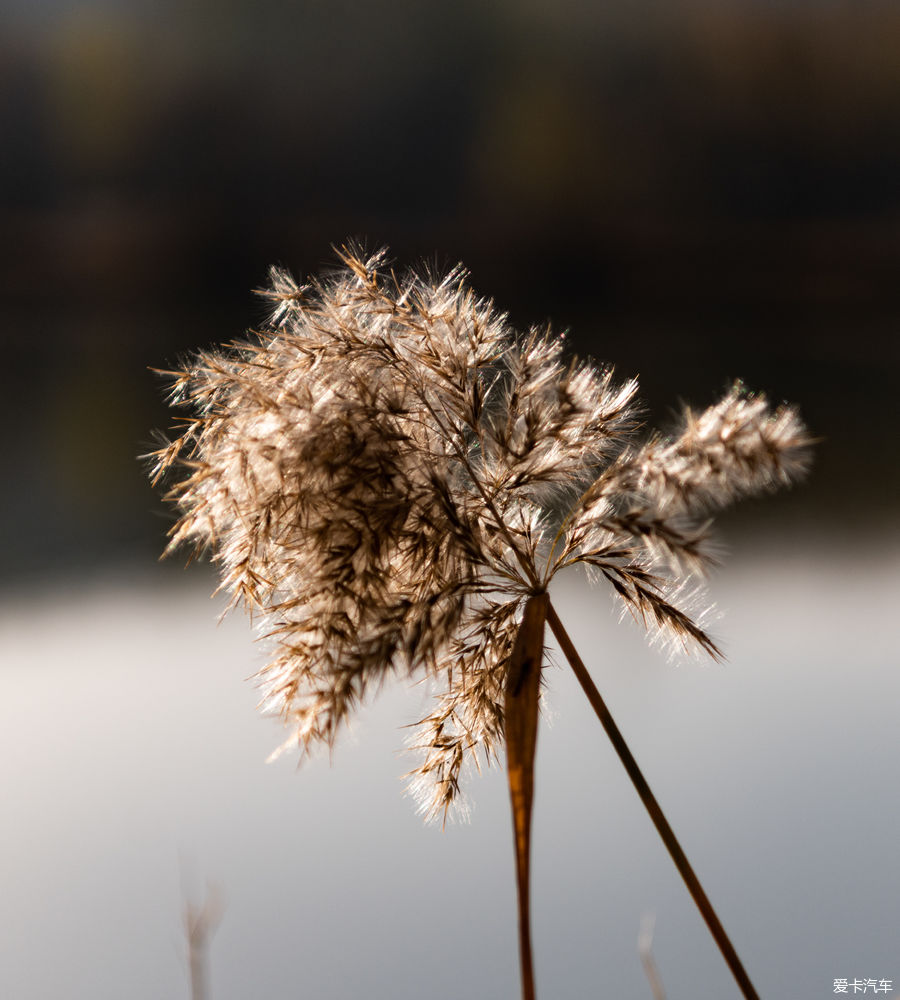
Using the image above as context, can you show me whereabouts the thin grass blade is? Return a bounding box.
[504,591,548,1000]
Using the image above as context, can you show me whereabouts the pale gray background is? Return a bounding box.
[3,533,897,999]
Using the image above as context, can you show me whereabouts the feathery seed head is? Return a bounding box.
[150,244,811,821]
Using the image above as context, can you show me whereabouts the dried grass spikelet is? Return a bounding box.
[150,244,811,823]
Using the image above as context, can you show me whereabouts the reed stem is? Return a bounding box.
[505,593,548,1000]
[546,601,760,1000]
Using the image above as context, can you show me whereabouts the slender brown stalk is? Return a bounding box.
[639,914,667,1000]
[184,886,223,1000]
[546,601,760,1000]
[504,592,548,1000]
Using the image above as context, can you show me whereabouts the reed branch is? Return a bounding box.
[546,601,760,1000]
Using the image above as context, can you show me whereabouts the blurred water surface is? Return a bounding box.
[1,536,897,999]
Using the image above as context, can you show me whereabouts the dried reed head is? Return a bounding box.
[150,244,811,821]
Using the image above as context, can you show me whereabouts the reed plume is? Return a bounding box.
[150,244,811,1000]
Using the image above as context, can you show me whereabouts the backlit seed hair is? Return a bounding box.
[150,245,811,822]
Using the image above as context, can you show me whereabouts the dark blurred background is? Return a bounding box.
[3,0,898,584]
